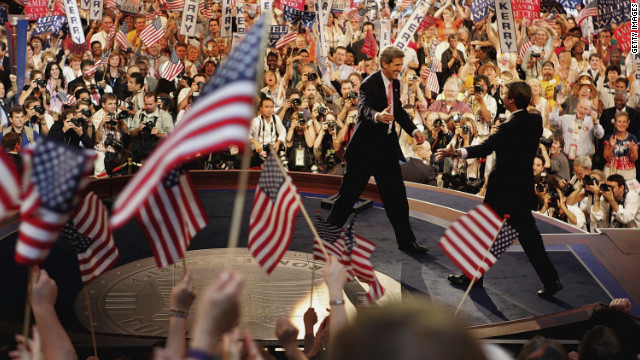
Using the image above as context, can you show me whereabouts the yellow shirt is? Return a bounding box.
[541,75,561,101]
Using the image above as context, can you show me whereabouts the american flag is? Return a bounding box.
[15,138,96,266]
[145,5,162,21]
[62,192,119,285]
[116,22,130,50]
[110,18,265,229]
[58,91,77,106]
[248,155,301,274]
[398,0,412,8]
[106,25,116,44]
[313,212,348,265]
[0,148,20,222]
[200,0,214,19]
[345,8,362,22]
[275,29,298,49]
[428,51,442,72]
[105,0,120,16]
[139,17,164,48]
[422,67,439,94]
[164,0,185,11]
[137,167,208,268]
[348,233,385,304]
[160,50,184,82]
[86,51,110,77]
[576,0,597,26]
[519,40,533,60]
[438,204,518,281]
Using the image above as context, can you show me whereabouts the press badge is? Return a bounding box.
[568,144,577,160]
[295,147,305,166]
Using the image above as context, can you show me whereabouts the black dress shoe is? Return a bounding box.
[447,274,483,288]
[537,280,563,298]
[398,241,429,254]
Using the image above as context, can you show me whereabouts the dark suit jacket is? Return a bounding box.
[465,109,541,215]
[346,71,417,162]
[401,158,437,186]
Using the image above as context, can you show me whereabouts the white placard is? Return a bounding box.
[236,0,245,34]
[380,18,391,50]
[89,0,103,21]
[495,0,517,53]
[260,0,271,15]
[80,0,90,10]
[393,0,430,50]
[221,0,233,38]
[63,0,86,44]
[180,0,199,36]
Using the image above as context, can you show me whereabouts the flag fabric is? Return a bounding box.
[136,167,207,267]
[115,22,129,49]
[86,51,110,76]
[145,5,162,21]
[248,155,301,274]
[0,148,20,222]
[576,0,597,26]
[312,211,346,263]
[62,192,119,285]
[160,50,184,82]
[361,29,378,58]
[349,234,385,304]
[438,204,518,281]
[398,0,412,8]
[105,0,120,16]
[275,29,298,49]
[422,67,439,93]
[106,24,116,44]
[139,17,164,48]
[57,91,76,106]
[15,138,96,266]
[345,7,362,22]
[519,40,533,60]
[200,0,214,18]
[165,0,185,10]
[110,18,265,229]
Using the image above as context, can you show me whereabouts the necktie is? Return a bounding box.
[387,81,393,134]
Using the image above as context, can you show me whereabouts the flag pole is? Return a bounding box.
[309,258,315,308]
[22,266,33,344]
[83,286,99,359]
[269,147,330,259]
[454,216,510,317]
[225,12,272,260]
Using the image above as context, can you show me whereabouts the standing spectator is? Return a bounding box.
[550,95,604,163]
[441,34,465,84]
[603,112,638,180]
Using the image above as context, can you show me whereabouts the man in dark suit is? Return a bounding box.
[328,46,429,254]
[595,91,640,180]
[437,81,563,298]
[401,142,438,186]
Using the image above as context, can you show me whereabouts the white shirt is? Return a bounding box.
[249,114,287,150]
[590,189,640,229]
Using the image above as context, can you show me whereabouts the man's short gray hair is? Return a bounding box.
[379,46,405,66]
[574,156,592,170]
[614,90,629,100]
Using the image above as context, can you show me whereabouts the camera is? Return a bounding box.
[307,73,318,81]
[548,188,560,205]
[560,183,575,197]
[32,105,45,115]
[346,90,358,100]
[297,111,305,121]
[79,109,92,118]
[69,117,83,127]
[326,120,336,131]
[462,124,470,134]
[35,79,47,87]
[89,83,102,91]
[433,118,444,127]
[197,81,204,89]
[325,150,341,169]
[540,136,553,148]
[118,111,130,120]
[317,106,327,115]
[291,98,302,107]
[473,84,484,94]
[582,175,598,186]
[451,114,461,123]
[531,52,541,58]
[159,97,172,109]
[410,75,419,81]
[104,133,122,149]
[600,183,611,192]
[279,150,288,169]
[105,114,118,126]
[123,47,132,53]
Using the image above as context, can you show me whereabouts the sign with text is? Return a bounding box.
[281,0,304,10]
[89,0,104,21]
[471,0,495,22]
[236,0,245,34]
[596,0,630,30]
[221,0,233,37]
[512,0,540,19]
[26,0,61,21]
[64,0,85,44]
[614,22,632,54]
[268,25,289,47]
[380,18,391,49]
[331,0,348,11]
[80,0,90,10]
[260,0,272,15]
[117,0,141,15]
[180,0,199,36]
[495,0,517,53]
[393,0,431,50]
[417,13,438,31]
[33,15,67,35]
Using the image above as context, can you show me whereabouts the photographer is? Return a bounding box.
[250,97,286,166]
[443,115,483,193]
[567,170,606,232]
[68,60,112,109]
[278,90,310,130]
[547,133,571,181]
[24,96,52,136]
[464,75,496,143]
[47,108,94,149]
[130,92,174,163]
[285,110,316,172]
[334,80,358,124]
[536,173,587,230]
[125,72,145,115]
[297,66,333,103]
[177,73,206,113]
[425,111,454,173]
[94,93,129,176]
[18,71,49,109]
[590,174,640,229]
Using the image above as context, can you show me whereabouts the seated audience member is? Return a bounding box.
[590,174,640,229]
[1,107,38,147]
[1,131,22,173]
[401,141,437,186]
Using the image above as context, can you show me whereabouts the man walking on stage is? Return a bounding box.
[436,81,563,298]
[327,46,429,254]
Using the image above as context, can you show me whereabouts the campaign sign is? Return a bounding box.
[512,0,540,19]
[269,25,289,47]
[64,0,86,44]
[471,0,495,22]
[89,0,103,21]
[282,0,304,10]
[394,0,431,50]
[380,18,391,49]
[614,23,632,54]
[221,0,233,37]
[236,0,245,34]
[33,15,67,35]
[117,0,141,15]
[495,0,517,53]
[596,0,630,30]
[180,0,199,36]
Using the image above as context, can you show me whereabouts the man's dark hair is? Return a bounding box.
[91,40,102,48]
[286,88,301,98]
[267,51,278,59]
[259,97,274,107]
[144,92,157,101]
[2,131,21,151]
[74,88,91,100]
[362,21,374,31]
[606,174,626,189]
[474,75,490,87]
[579,325,622,360]
[60,108,76,121]
[552,133,564,148]
[130,72,145,87]
[615,77,629,88]
[101,92,117,103]
[80,59,95,70]
[24,96,41,110]
[10,106,26,117]
[298,48,309,55]
[506,81,532,110]
[209,18,219,26]
[516,335,568,360]
[605,65,621,77]
[335,45,347,53]
[176,42,188,51]
[447,33,460,41]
